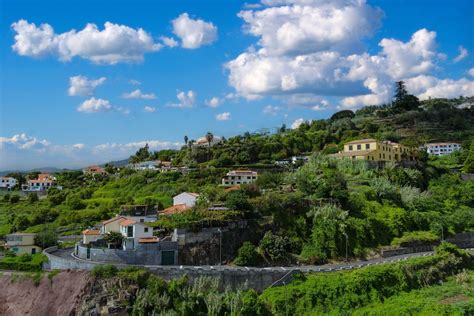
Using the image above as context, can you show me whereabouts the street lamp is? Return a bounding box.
[343,232,348,262]
[217,228,222,266]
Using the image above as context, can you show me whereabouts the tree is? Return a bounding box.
[28,192,39,203]
[205,132,214,160]
[330,110,355,121]
[463,140,474,173]
[259,231,292,262]
[35,228,58,248]
[12,215,30,232]
[104,232,124,249]
[234,242,259,266]
[10,195,20,203]
[184,135,189,146]
[394,81,408,103]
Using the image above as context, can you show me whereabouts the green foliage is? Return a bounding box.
[27,192,39,203]
[91,264,119,278]
[259,231,292,263]
[392,231,439,247]
[34,228,58,248]
[103,232,123,248]
[10,195,20,203]
[234,242,260,266]
[0,254,47,272]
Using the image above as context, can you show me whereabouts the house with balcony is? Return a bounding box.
[119,219,154,250]
[221,170,258,186]
[22,173,58,192]
[119,205,158,223]
[423,142,462,156]
[4,233,41,255]
[0,177,17,190]
[331,139,415,162]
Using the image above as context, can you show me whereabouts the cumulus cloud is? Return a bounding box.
[0,133,181,170]
[216,112,231,121]
[121,89,156,99]
[263,105,282,115]
[291,118,305,129]
[469,68,474,77]
[405,75,474,100]
[77,97,112,113]
[169,90,196,108]
[205,97,222,108]
[68,75,106,96]
[11,19,162,64]
[172,13,218,49]
[226,0,473,109]
[144,106,156,113]
[160,36,179,48]
[453,46,468,63]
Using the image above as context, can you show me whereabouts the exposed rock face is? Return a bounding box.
[0,271,90,316]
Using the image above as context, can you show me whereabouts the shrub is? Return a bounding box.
[28,192,39,203]
[234,242,259,266]
[9,195,20,203]
[92,264,118,278]
[0,254,47,272]
[259,231,292,262]
[391,231,439,247]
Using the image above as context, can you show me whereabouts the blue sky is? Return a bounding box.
[0,0,473,170]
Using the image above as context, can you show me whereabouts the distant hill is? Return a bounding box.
[0,167,69,176]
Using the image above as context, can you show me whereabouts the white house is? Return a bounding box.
[424,142,462,156]
[222,170,258,186]
[129,160,161,171]
[119,219,153,250]
[82,229,101,245]
[22,173,57,192]
[173,192,199,207]
[0,177,17,190]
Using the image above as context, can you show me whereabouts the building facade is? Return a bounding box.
[5,233,41,255]
[222,170,258,186]
[173,192,199,207]
[332,139,415,162]
[424,142,461,156]
[22,173,57,192]
[0,177,17,190]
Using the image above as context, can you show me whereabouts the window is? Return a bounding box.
[365,144,370,149]
[379,154,381,159]
[383,153,386,159]
[127,226,133,238]
[357,144,361,150]
[144,227,149,233]
[349,145,353,151]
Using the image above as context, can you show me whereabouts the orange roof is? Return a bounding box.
[160,204,190,215]
[82,229,101,235]
[102,216,127,225]
[139,237,160,243]
[120,219,137,226]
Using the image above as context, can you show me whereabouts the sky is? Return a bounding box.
[0,0,473,170]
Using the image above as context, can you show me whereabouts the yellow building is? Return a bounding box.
[333,139,415,162]
[5,233,42,255]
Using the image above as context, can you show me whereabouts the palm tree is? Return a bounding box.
[184,135,189,146]
[205,132,214,160]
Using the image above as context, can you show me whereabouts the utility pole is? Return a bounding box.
[343,232,348,262]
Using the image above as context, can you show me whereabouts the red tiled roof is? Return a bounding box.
[160,204,190,215]
[102,216,127,225]
[120,219,137,226]
[139,237,160,243]
[82,229,101,235]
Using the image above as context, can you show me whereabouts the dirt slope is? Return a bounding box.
[0,271,91,316]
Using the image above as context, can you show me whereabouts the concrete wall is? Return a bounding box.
[75,241,178,265]
[43,246,294,292]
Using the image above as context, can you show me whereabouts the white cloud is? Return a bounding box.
[11,20,162,64]
[68,75,106,96]
[0,133,181,170]
[144,106,156,113]
[291,118,305,129]
[172,13,218,49]
[263,105,281,116]
[469,68,474,77]
[216,112,231,121]
[77,97,112,113]
[160,36,179,48]
[405,75,474,100]
[453,46,468,63]
[169,90,196,108]
[129,79,141,85]
[205,97,222,108]
[121,89,156,100]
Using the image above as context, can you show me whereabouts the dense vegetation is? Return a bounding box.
[91,243,473,315]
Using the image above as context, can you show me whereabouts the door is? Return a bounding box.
[87,247,91,259]
[161,251,175,265]
[31,248,36,254]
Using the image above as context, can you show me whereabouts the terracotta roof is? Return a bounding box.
[139,237,160,243]
[102,216,127,225]
[82,229,101,235]
[120,219,137,226]
[345,139,377,145]
[160,204,191,215]
[425,142,461,146]
[332,149,376,157]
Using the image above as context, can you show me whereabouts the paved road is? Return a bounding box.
[51,247,434,273]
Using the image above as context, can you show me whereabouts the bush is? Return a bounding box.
[259,231,292,262]
[10,195,20,203]
[391,231,439,247]
[28,192,39,203]
[0,254,47,272]
[234,242,259,266]
[92,264,118,278]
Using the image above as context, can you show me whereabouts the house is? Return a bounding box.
[82,229,101,245]
[173,192,199,207]
[129,160,161,171]
[4,233,41,255]
[291,156,309,165]
[0,177,17,190]
[221,170,258,186]
[423,142,461,156]
[193,135,222,148]
[119,219,153,250]
[331,139,415,162]
[83,165,108,176]
[22,173,57,192]
[160,204,191,216]
[101,216,127,234]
